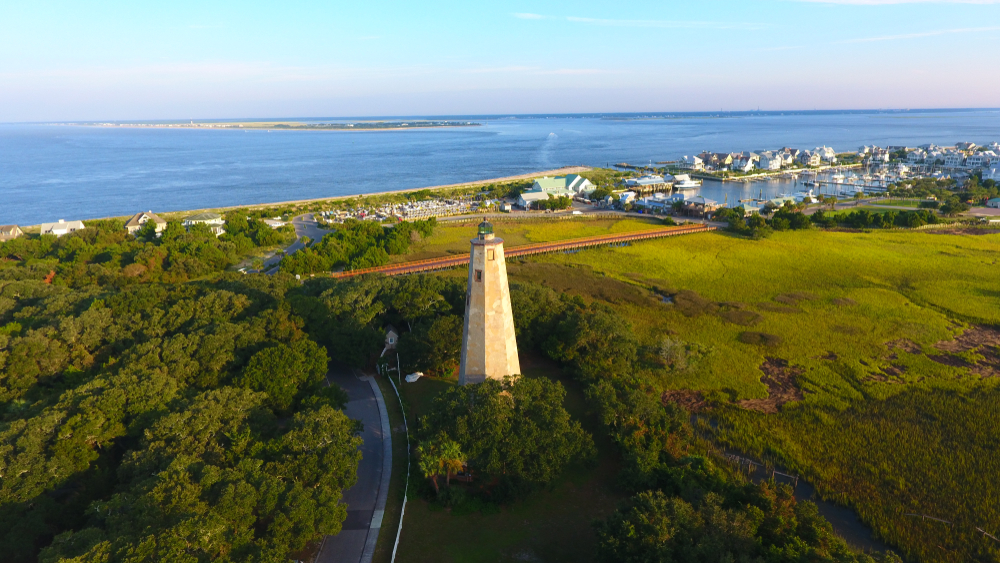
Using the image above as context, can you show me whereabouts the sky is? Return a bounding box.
[1,0,999,121]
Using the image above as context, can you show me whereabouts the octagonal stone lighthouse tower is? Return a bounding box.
[458,219,521,385]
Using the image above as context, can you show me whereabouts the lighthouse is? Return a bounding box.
[458,219,521,385]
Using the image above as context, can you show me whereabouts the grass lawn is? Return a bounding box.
[871,199,924,208]
[390,216,665,263]
[391,355,624,563]
[496,228,1000,562]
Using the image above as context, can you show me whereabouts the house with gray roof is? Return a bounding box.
[0,225,23,242]
[182,212,225,236]
[40,219,85,237]
[125,211,168,235]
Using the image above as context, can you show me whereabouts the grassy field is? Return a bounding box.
[493,228,1000,562]
[390,216,666,263]
[391,355,625,563]
[385,227,999,562]
[871,199,924,208]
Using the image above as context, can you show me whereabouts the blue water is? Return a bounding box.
[3,109,1000,225]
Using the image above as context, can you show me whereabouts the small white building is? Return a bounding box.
[986,198,1000,208]
[40,219,85,237]
[261,218,286,229]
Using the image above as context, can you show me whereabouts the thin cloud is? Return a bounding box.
[565,16,767,30]
[839,25,1000,42]
[465,66,538,74]
[534,68,610,75]
[512,13,547,19]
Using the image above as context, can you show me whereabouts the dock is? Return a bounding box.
[331,223,715,278]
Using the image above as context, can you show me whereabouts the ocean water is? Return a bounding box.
[3,109,999,225]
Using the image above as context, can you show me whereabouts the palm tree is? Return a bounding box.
[417,433,466,494]
[440,440,465,486]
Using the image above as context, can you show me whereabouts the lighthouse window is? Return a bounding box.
[475,269,483,282]
[487,249,495,261]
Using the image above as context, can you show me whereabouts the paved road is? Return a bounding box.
[263,213,331,274]
[316,367,391,563]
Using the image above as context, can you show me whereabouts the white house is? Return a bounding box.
[798,151,821,166]
[816,146,837,163]
[681,155,704,170]
[183,212,226,236]
[943,154,965,167]
[986,198,1000,208]
[985,164,1000,182]
[731,158,755,173]
[906,150,926,163]
[40,219,85,237]
[965,154,989,168]
[757,151,783,171]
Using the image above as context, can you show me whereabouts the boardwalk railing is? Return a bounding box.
[331,223,715,279]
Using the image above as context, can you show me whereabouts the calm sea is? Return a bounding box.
[3,109,999,225]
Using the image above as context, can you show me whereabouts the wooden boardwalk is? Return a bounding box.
[331,223,715,279]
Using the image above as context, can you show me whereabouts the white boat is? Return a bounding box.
[673,174,702,189]
[831,173,846,183]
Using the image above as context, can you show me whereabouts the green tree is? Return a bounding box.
[420,377,594,488]
[417,433,466,494]
[236,339,329,413]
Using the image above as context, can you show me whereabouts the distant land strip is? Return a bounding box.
[20,166,592,228]
[331,223,715,278]
[74,120,480,130]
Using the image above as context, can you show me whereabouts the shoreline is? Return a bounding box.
[18,165,592,229]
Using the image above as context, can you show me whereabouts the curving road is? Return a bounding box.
[316,366,391,563]
[263,213,331,275]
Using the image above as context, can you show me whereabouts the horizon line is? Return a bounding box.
[3,107,1000,126]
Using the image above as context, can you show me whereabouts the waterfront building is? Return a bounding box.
[943,154,965,168]
[124,211,167,235]
[458,220,520,385]
[182,212,226,236]
[0,225,23,242]
[40,219,85,237]
[624,174,670,192]
[681,155,704,170]
[758,151,783,171]
[798,151,821,166]
[965,154,989,168]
